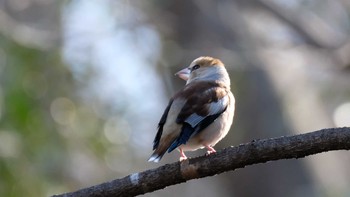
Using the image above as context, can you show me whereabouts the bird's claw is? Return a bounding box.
[179,148,188,161]
[205,146,216,155]
[179,156,188,162]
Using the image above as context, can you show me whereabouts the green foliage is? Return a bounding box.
[0,36,71,197]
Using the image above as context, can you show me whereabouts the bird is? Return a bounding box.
[148,56,235,162]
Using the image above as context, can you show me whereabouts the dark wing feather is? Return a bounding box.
[153,99,173,150]
[167,111,225,152]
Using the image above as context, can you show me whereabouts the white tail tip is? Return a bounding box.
[148,154,161,163]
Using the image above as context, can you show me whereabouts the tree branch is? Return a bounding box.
[53,127,350,197]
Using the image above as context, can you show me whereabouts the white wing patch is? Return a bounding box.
[185,95,228,128]
[185,113,204,127]
[208,96,228,115]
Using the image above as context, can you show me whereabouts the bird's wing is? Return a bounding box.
[149,98,185,162]
[152,99,173,150]
[167,81,230,152]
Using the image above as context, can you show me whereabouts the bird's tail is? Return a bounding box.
[148,151,165,163]
[148,135,175,162]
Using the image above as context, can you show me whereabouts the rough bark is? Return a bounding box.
[53,127,350,197]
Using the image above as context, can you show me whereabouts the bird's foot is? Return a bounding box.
[205,146,216,155]
[179,155,188,162]
[179,148,188,162]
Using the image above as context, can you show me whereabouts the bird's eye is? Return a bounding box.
[192,65,200,71]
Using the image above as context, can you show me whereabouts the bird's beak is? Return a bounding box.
[175,68,190,81]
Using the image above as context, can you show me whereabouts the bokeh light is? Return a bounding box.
[50,97,76,126]
[333,102,350,127]
[0,130,21,158]
[103,117,131,145]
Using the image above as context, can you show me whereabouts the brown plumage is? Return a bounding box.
[149,56,235,162]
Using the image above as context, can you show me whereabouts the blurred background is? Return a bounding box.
[0,0,350,196]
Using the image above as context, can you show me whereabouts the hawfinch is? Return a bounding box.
[148,56,235,162]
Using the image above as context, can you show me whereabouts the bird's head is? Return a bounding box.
[175,56,229,84]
